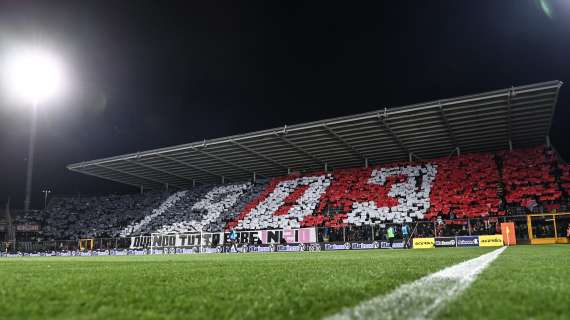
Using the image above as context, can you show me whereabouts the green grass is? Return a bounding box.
[440,245,570,320]
[0,248,490,320]
[0,246,567,320]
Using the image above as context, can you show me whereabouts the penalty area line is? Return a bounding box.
[325,246,507,320]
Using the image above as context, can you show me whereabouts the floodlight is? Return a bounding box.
[2,47,66,105]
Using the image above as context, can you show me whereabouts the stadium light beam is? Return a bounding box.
[2,47,67,212]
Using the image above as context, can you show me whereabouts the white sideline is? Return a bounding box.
[325,247,506,320]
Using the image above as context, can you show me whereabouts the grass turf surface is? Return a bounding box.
[440,245,570,320]
[0,246,566,320]
[0,248,491,320]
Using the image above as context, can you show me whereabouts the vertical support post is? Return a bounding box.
[23,102,38,213]
[468,219,472,236]
[364,157,369,168]
[508,140,513,151]
[456,147,461,156]
[165,183,169,192]
[553,214,558,239]
[324,162,328,172]
[527,215,533,241]
[221,176,225,184]
[253,172,256,183]
[546,135,551,148]
[192,179,196,187]
[200,230,203,253]
[140,185,144,195]
[409,153,413,163]
[343,226,346,242]
[287,168,291,175]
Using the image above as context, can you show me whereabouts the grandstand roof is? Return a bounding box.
[68,80,563,189]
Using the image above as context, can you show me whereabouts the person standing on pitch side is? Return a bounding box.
[387,226,395,249]
[401,224,410,249]
[229,228,238,253]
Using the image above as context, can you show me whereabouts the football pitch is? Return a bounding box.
[0,246,568,320]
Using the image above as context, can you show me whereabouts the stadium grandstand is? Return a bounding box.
[2,80,569,253]
[4,2,570,319]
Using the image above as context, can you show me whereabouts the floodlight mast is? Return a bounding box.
[3,48,66,212]
[23,102,38,213]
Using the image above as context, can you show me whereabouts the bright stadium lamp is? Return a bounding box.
[2,46,67,212]
[2,47,65,104]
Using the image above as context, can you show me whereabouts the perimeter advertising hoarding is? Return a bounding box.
[456,236,479,247]
[478,235,504,247]
[351,242,380,250]
[275,244,305,252]
[380,240,405,249]
[434,237,457,247]
[323,242,351,251]
[246,244,273,253]
[413,238,435,249]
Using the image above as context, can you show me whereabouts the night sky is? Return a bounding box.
[0,0,569,209]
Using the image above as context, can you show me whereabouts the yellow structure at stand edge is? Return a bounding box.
[527,213,570,245]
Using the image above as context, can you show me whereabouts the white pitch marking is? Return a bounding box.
[325,247,506,320]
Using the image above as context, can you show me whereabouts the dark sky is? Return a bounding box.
[0,0,569,209]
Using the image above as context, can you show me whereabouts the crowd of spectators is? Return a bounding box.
[8,145,570,242]
[40,192,169,240]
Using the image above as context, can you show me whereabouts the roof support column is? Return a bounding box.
[192,179,196,187]
[287,168,291,175]
[221,176,225,184]
[165,183,169,192]
[253,171,256,183]
[409,153,413,163]
[456,147,461,156]
[509,140,513,151]
[324,162,328,172]
[364,157,369,168]
[546,136,551,148]
[140,185,144,195]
